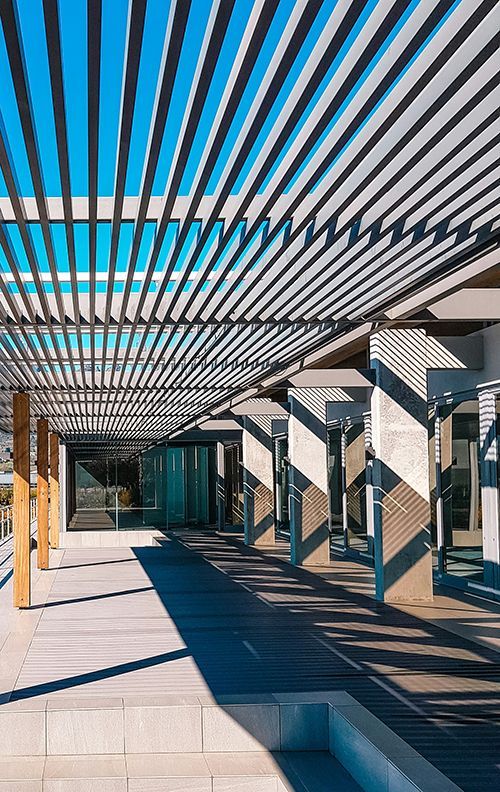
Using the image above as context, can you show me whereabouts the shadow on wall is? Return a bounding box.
[374,460,432,601]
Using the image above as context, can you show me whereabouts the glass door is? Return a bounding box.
[326,417,370,559]
[327,427,343,550]
[74,458,117,530]
[440,399,483,581]
[224,443,244,528]
[273,435,289,536]
[344,421,368,553]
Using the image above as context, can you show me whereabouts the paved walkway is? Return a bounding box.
[1,531,499,790]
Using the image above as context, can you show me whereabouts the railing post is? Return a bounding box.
[37,418,49,569]
[50,433,60,549]
[13,392,30,608]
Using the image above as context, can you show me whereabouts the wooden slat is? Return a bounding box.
[37,418,49,569]
[49,432,60,549]
[13,392,30,608]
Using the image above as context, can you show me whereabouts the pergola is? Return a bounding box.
[0,0,497,459]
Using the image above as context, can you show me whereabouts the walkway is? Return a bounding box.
[1,532,500,790]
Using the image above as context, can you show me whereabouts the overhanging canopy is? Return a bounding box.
[0,0,498,453]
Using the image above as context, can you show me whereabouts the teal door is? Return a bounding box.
[166,447,186,526]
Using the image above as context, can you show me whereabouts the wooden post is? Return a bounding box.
[37,419,49,569]
[50,433,60,549]
[13,393,30,608]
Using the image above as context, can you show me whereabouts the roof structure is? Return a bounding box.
[0,0,498,453]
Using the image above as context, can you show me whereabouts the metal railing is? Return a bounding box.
[0,498,38,543]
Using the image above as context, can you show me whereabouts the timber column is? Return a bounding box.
[13,392,30,608]
[50,433,60,549]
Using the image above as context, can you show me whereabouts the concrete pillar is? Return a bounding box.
[479,390,500,590]
[288,388,330,566]
[243,416,275,546]
[370,328,433,602]
[216,442,225,531]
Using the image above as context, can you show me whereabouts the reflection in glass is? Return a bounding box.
[345,422,368,552]
[327,427,343,549]
[75,458,117,529]
[442,399,483,580]
[497,396,500,531]
[73,444,213,531]
[273,436,289,535]
[224,443,244,528]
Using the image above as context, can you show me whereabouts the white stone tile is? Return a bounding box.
[128,780,211,792]
[331,708,388,792]
[47,698,122,710]
[205,752,282,777]
[332,705,419,760]
[213,779,277,792]
[43,781,126,792]
[126,753,210,778]
[388,757,463,792]
[124,705,202,753]
[124,695,200,708]
[203,705,280,753]
[43,754,127,792]
[0,756,44,779]
[0,782,41,792]
[279,703,328,750]
[273,691,358,707]
[47,707,124,755]
[0,710,45,755]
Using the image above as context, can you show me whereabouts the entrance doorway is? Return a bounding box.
[326,416,371,561]
[273,434,290,537]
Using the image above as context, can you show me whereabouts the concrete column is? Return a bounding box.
[370,328,433,602]
[479,390,500,590]
[243,416,275,546]
[288,388,330,566]
[216,442,225,531]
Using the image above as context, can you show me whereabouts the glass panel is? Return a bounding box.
[345,422,368,552]
[428,405,439,569]
[166,447,186,526]
[74,458,117,530]
[273,436,289,536]
[224,443,244,528]
[185,446,210,526]
[327,427,343,550]
[497,396,500,531]
[142,447,167,530]
[442,399,483,581]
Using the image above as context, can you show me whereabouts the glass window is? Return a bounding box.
[441,399,483,581]
[224,443,244,528]
[327,426,343,549]
[273,436,290,536]
[345,422,368,553]
[497,396,500,531]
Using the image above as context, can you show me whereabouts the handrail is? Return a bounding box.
[0,497,38,543]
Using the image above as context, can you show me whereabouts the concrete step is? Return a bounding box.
[0,693,463,791]
[0,751,361,791]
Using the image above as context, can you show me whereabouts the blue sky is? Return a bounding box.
[0,0,456,291]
